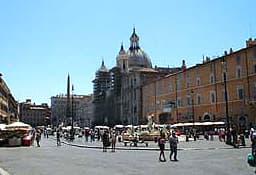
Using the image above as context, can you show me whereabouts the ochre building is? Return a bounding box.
[142,38,256,131]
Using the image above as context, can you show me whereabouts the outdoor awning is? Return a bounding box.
[5,122,32,130]
[171,121,225,127]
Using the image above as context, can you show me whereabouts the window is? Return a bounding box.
[236,66,242,79]
[123,62,126,70]
[222,89,226,102]
[197,94,201,105]
[254,64,256,74]
[168,81,173,92]
[196,77,200,86]
[210,63,214,73]
[254,48,256,58]
[162,80,165,94]
[186,81,190,88]
[186,96,191,106]
[237,86,244,100]
[186,72,190,88]
[177,75,181,90]
[134,106,137,113]
[210,73,215,84]
[210,91,216,103]
[236,55,241,65]
[177,97,182,108]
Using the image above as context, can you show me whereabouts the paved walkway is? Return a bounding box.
[0,136,253,175]
[58,135,251,151]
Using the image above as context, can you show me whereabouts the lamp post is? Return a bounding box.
[191,90,196,141]
[191,91,195,126]
[70,84,75,140]
[222,57,232,145]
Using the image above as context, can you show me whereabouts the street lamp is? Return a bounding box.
[70,84,75,140]
[191,90,195,125]
[191,90,196,141]
[222,57,232,145]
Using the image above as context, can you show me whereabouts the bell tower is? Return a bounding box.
[116,43,129,73]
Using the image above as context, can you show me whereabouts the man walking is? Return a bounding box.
[57,130,61,146]
[35,129,41,147]
[169,132,178,161]
[102,131,109,152]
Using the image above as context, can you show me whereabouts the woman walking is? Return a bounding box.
[158,132,166,162]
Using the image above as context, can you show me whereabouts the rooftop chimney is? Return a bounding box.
[229,48,233,54]
[246,38,256,47]
[181,60,186,70]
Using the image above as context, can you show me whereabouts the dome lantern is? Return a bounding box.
[129,27,140,51]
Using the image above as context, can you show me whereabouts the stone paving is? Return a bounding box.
[0,136,254,175]
[62,135,251,151]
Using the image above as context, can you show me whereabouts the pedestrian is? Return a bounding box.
[169,131,178,161]
[239,132,245,146]
[252,131,256,156]
[231,127,238,148]
[248,130,256,168]
[57,130,61,146]
[90,129,95,142]
[102,131,109,152]
[35,129,41,147]
[218,129,222,142]
[158,132,166,162]
[46,129,49,139]
[111,132,116,152]
[85,129,89,142]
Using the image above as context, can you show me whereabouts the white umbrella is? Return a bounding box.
[212,121,225,125]
[5,122,32,130]
[114,125,124,128]
[201,122,214,126]
[0,124,6,130]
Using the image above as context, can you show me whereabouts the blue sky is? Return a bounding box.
[0,0,255,105]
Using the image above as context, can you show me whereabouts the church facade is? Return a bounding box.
[93,28,181,126]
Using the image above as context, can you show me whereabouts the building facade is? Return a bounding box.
[0,74,18,124]
[51,94,94,128]
[92,61,112,125]
[19,99,51,127]
[142,38,256,131]
[93,28,180,126]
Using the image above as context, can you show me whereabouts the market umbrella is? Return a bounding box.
[0,124,6,130]
[5,122,32,130]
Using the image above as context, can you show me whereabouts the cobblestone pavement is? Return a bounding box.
[64,135,251,151]
[0,136,254,175]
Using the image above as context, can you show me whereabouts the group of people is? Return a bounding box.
[158,131,178,162]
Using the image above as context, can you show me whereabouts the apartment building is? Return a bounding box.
[0,74,18,124]
[19,99,51,127]
[142,38,256,131]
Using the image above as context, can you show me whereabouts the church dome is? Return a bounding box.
[127,28,152,68]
